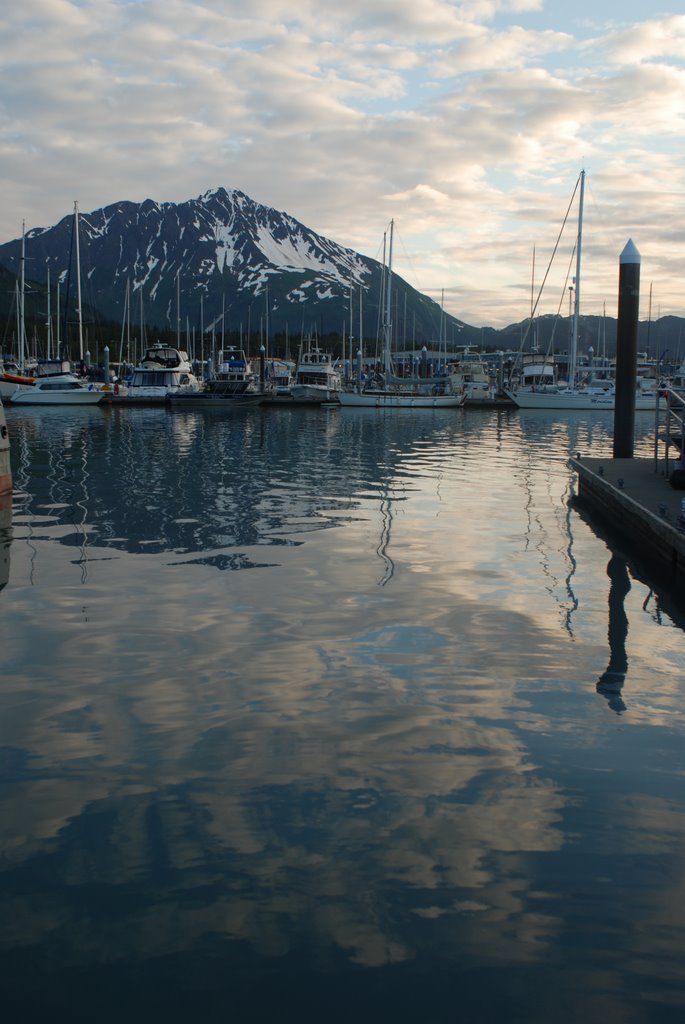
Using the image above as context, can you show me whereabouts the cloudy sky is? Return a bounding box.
[2,0,683,327]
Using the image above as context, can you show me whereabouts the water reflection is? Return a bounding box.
[596,554,630,713]
[0,404,684,1019]
[0,493,10,592]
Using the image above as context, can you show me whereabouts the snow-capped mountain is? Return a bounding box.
[0,188,455,342]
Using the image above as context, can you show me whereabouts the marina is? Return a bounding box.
[0,400,684,1021]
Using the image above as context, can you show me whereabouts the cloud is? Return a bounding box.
[0,1,683,326]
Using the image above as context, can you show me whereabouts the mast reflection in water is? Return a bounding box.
[0,403,684,1023]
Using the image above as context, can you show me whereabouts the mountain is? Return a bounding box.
[1,189,683,364]
[0,188,473,352]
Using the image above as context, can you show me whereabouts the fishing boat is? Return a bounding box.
[120,342,201,402]
[209,347,258,396]
[266,359,296,401]
[340,221,464,409]
[168,389,267,409]
[290,345,341,403]
[449,349,495,404]
[169,345,270,408]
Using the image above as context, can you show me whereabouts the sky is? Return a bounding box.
[1,0,684,329]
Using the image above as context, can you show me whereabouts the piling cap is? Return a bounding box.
[620,239,641,264]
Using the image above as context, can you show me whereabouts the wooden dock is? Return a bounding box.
[570,455,685,586]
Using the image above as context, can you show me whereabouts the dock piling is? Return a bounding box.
[613,239,641,458]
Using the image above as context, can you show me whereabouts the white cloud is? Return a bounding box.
[0,0,683,327]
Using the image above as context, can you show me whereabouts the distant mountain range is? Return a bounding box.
[0,188,682,362]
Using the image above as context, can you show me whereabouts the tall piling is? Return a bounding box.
[613,240,641,459]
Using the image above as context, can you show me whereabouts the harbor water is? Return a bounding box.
[1,402,684,1022]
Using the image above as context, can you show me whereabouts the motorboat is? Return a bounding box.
[169,346,271,408]
[209,347,258,396]
[449,350,495,404]
[120,343,201,402]
[266,359,296,401]
[9,359,105,405]
[290,346,341,403]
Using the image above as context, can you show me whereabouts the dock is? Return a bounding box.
[570,455,685,586]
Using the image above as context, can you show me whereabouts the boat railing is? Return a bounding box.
[656,386,685,475]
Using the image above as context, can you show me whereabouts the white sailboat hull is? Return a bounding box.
[339,389,464,408]
[505,388,664,411]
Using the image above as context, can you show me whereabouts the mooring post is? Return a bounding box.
[613,240,641,459]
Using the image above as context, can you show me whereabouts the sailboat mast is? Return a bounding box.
[74,201,84,361]
[46,265,51,359]
[176,270,181,350]
[384,220,394,375]
[19,222,26,369]
[570,170,585,386]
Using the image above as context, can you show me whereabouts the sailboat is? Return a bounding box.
[339,221,464,408]
[9,204,105,405]
[0,225,36,401]
[505,173,663,412]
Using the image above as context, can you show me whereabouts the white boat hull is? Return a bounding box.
[10,384,104,405]
[0,377,35,401]
[339,389,464,408]
[290,384,339,403]
[505,388,664,411]
[0,401,11,496]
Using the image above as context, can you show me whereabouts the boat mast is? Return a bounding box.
[19,221,26,369]
[569,169,585,387]
[74,201,84,361]
[176,270,181,350]
[384,220,394,376]
[46,265,51,359]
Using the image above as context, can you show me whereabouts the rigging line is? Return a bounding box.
[513,172,582,364]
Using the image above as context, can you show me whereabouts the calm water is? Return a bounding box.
[1,402,684,1023]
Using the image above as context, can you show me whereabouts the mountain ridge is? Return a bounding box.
[0,189,682,363]
[0,187,457,346]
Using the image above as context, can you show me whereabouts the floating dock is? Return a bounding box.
[571,455,685,586]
